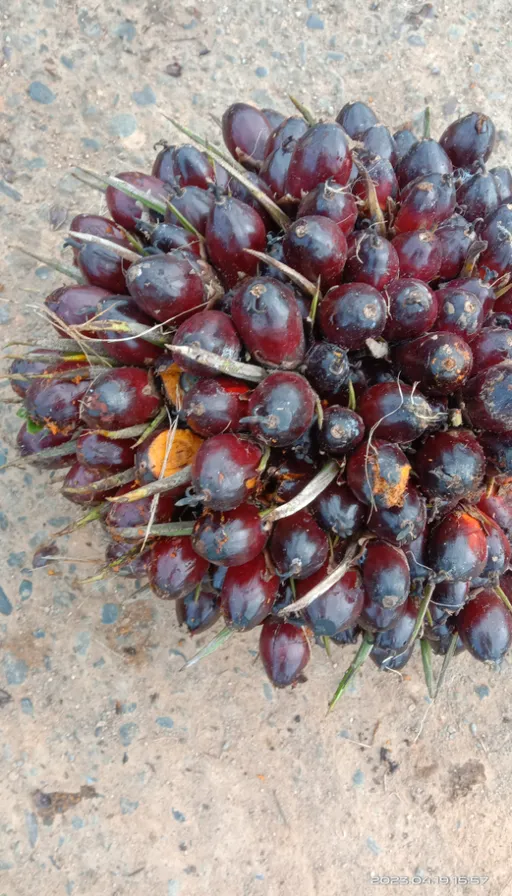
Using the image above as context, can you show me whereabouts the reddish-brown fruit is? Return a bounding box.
[80,368,161,430]
[259,620,311,688]
[147,537,209,600]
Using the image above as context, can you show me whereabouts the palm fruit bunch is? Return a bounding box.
[6,96,512,709]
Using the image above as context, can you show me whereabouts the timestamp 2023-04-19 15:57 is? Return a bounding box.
[370,877,490,886]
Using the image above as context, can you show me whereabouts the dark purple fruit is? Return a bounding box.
[312,482,366,539]
[434,287,484,340]
[260,620,311,688]
[319,282,387,350]
[206,196,267,288]
[76,432,135,473]
[428,510,487,582]
[394,331,473,395]
[297,564,364,636]
[383,279,438,341]
[172,309,242,375]
[176,590,221,635]
[344,231,399,291]
[105,172,170,231]
[456,589,512,662]
[221,553,278,630]
[367,484,427,545]
[192,503,268,567]
[126,254,207,324]
[285,123,352,198]
[415,429,485,500]
[336,101,378,139]
[346,438,411,509]
[302,342,349,400]
[391,230,441,281]
[222,103,272,165]
[16,423,73,468]
[62,461,118,505]
[105,483,176,540]
[269,509,329,580]
[183,377,249,437]
[80,368,161,430]
[147,536,209,600]
[318,406,364,457]
[440,112,496,169]
[25,376,90,434]
[245,372,316,448]
[191,434,262,511]
[282,215,348,289]
[395,138,453,189]
[370,599,417,670]
[298,180,358,235]
[463,361,512,433]
[362,541,410,610]
[231,276,305,368]
[359,382,440,443]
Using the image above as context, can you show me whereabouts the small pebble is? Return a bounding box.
[306,14,324,29]
[0,587,13,616]
[408,34,426,47]
[255,67,268,78]
[19,580,33,601]
[21,697,34,716]
[74,632,90,657]
[172,808,186,823]
[109,113,138,138]
[119,722,138,746]
[115,21,136,42]
[9,552,27,569]
[120,798,139,815]
[3,654,28,686]
[81,137,101,151]
[263,683,273,701]
[102,603,119,624]
[28,81,56,104]
[25,811,38,847]
[367,837,381,856]
[352,769,365,787]
[0,181,21,202]
[474,684,490,699]
[156,716,174,729]
[131,86,156,106]
[60,55,73,69]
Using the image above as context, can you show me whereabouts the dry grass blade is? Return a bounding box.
[170,345,265,382]
[288,95,316,126]
[132,407,168,447]
[63,467,135,495]
[1,438,79,471]
[181,626,233,670]
[10,246,85,283]
[73,168,168,216]
[161,114,291,230]
[116,522,195,540]
[141,411,178,549]
[352,158,386,237]
[279,539,368,615]
[166,200,204,240]
[68,231,141,263]
[106,465,192,504]
[263,461,339,523]
[244,249,318,297]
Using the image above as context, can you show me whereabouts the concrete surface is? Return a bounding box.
[2,1,512,894]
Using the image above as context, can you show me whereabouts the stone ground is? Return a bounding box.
[2,1,512,894]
